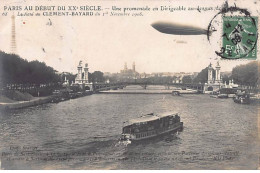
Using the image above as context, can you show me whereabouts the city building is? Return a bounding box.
[119,62,139,79]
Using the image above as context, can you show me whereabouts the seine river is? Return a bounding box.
[0,86,259,169]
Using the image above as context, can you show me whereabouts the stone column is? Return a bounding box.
[208,63,213,84]
[84,63,89,83]
[132,62,135,72]
[215,61,221,83]
[76,61,83,84]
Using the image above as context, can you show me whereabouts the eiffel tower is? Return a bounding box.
[10,14,17,54]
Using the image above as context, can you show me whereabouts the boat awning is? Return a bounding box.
[128,116,159,124]
[157,112,178,118]
[125,112,178,126]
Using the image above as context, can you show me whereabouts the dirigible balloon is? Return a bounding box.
[151,21,209,35]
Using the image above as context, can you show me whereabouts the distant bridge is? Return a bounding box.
[93,82,204,92]
[3,82,204,94]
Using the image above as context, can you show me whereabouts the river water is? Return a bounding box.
[0,86,259,169]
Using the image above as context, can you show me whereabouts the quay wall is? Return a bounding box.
[0,91,93,110]
[0,96,54,110]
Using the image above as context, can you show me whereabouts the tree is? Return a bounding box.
[0,51,60,87]
[231,61,259,88]
[222,75,230,85]
[193,67,216,84]
[91,71,105,83]
[61,73,76,84]
[182,75,192,84]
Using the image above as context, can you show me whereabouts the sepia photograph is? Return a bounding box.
[0,0,259,170]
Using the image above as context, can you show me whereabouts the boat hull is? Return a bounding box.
[122,122,183,141]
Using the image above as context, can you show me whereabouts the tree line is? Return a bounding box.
[183,61,259,89]
[0,51,108,87]
[1,51,258,89]
[64,61,259,88]
[0,51,60,88]
[231,61,259,89]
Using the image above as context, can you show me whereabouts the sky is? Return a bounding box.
[0,0,259,74]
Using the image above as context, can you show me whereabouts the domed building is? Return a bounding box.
[119,62,139,79]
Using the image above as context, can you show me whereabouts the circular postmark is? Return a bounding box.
[207,4,258,60]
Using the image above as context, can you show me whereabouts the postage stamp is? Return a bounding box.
[207,5,258,60]
[222,16,258,59]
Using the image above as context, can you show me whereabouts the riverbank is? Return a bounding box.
[0,96,53,110]
[0,90,93,110]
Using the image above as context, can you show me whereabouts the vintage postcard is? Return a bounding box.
[0,0,259,170]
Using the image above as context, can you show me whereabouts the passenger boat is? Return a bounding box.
[120,112,183,143]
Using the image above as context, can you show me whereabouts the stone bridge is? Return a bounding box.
[92,82,204,92]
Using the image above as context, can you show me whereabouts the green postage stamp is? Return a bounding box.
[222,16,258,59]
